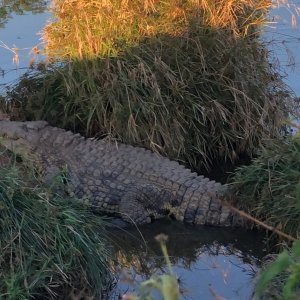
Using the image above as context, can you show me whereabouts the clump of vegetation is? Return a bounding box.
[255,181,300,300]
[1,0,296,171]
[230,135,300,240]
[43,0,270,60]
[0,152,113,299]
[229,128,300,299]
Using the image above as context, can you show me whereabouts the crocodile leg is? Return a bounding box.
[118,183,179,224]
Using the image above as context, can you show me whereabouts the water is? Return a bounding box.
[263,1,300,96]
[0,1,49,90]
[108,220,265,300]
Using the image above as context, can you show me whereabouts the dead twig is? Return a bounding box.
[223,200,297,242]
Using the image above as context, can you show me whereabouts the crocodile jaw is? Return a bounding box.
[0,120,47,156]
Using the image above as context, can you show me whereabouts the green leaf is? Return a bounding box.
[256,251,291,295]
[159,275,180,300]
[283,272,300,300]
[292,240,300,256]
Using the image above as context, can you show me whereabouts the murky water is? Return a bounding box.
[108,220,265,300]
[0,1,299,299]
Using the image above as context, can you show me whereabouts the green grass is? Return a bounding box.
[0,153,113,299]
[229,130,300,299]
[255,240,300,300]
[229,135,300,240]
[254,178,300,299]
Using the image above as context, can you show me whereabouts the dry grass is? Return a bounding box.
[43,0,272,60]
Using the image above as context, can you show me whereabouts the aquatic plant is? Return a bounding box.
[0,150,113,299]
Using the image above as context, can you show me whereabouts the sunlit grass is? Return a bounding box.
[43,0,272,60]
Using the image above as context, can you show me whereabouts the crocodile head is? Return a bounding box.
[0,120,48,157]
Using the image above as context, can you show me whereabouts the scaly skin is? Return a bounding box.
[0,120,234,225]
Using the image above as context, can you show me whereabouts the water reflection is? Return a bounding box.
[109,220,265,300]
[0,0,47,28]
[264,1,300,96]
[0,2,49,90]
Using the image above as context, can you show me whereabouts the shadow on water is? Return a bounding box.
[108,219,266,300]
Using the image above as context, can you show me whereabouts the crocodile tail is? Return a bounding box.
[175,177,233,226]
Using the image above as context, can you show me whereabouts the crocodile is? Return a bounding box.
[0,120,235,225]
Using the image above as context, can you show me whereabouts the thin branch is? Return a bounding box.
[223,200,297,242]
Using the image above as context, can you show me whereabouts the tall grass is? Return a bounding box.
[1,0,297,171]
[229,136,300,240]
[0,152,113,299]
[44,0,272,59]
[3,37,294,170]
